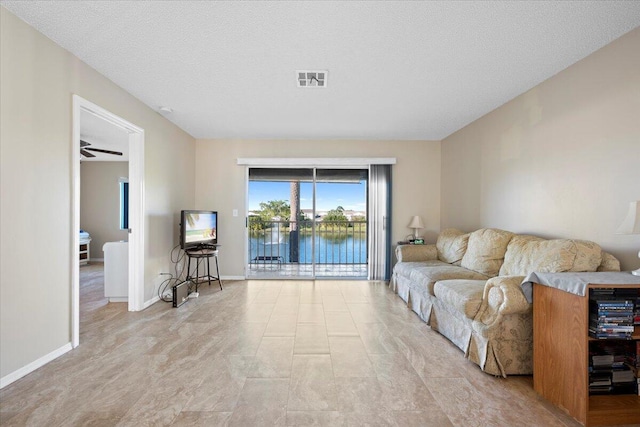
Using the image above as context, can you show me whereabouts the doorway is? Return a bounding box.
[247,167,368,279]
[71,95,145,348]
[79,109,129,309]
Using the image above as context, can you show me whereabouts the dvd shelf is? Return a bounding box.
[589,289,635,339]
[534,282,640,426]
[588,341,638,396]
[588,288,639,400]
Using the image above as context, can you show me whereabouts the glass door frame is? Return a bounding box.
[245,165,369,280]
[246,167,316,279]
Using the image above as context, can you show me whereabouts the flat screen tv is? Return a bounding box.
[180,210,217,249]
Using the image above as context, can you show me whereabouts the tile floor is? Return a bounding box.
[0,264,591,426]
[247,263,368,279]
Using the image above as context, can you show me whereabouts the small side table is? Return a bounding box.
[80,237,91,265]
[185,246,223,291]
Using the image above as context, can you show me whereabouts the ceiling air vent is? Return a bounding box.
[297,70,328,88]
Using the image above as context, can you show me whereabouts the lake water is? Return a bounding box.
[249,234,367,264]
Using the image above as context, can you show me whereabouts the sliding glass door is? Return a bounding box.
[313,169,368,277]
[247,167,369,279]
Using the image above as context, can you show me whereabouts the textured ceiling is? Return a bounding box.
[3,1,640,140]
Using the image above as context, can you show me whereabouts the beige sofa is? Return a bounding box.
[390,228,621,377]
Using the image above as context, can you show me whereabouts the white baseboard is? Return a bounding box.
[143,295,160,309]
[108,297,128,303]
[0,342,73,389]
[222,276,245,280]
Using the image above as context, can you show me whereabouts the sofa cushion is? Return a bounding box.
[434,280,485,320]
[461,228,514,277]
[393,260,449,278]
[437,228,470,265]
[499,236,577,276]
[570,240,602,272]
[406,263,489,296]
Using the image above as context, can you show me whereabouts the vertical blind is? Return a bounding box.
[368,164,392,280]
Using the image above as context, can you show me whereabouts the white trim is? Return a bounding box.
[72,95,146,351]
[222,275,245,281]
[244,166,250,278]
[143,295,160,309]
[237,157,396,166]
[128,128,145,312]
[72,99,81,347]
[108,297,128,303]
[0,343,73,389]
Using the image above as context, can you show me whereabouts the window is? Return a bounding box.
[119,178,129,230]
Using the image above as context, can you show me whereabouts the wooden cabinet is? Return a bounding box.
[533,283,640,426]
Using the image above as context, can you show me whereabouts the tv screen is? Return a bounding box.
[180,210,217,249]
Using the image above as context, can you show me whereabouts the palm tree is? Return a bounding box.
[185,213,197,228]
[289,181,300,262]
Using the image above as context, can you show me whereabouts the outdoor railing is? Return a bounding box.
[248,218,367,268]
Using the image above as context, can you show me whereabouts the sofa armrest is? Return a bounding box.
[475,275,530,326]
[395,244,437,262]
[597,251,621,272]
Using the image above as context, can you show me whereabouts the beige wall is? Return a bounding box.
[442,27,640,270]
[0,8,195,380]
[194,139,441,277]
[80,162,129,258]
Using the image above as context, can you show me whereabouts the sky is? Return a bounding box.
[248,180,366,212]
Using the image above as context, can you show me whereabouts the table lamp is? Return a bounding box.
[408,216,425,240]
[616,200,640,276]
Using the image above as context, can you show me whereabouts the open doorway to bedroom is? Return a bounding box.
[79,109,130,334]
[72,95,145,348]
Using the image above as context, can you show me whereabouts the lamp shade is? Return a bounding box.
[616,201,640,235]
[408,216,425,229]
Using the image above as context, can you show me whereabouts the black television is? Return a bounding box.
[180,210,218,249]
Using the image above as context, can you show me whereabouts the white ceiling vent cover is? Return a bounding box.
[297,70,328,88]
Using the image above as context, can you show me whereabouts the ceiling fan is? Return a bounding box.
[80,140,123,158]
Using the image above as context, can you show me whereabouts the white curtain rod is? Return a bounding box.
[237,157,396,166]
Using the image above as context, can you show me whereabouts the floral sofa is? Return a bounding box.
[390,228,621,377]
